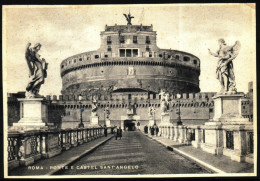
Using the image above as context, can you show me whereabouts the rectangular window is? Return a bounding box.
[146,36,150,44]
[149,52,152,57]
[248,132,254,154]
[133,49,138,57]
[107,36,111,44]
[120,49,125,57]
[120,36,125,43]
[146,45,150,52]
[193,59,197,64]
[107,45,112,52]
[133,36,138,43]
[176,55,180,60]
[126,49,131,57]
[184,56,190,62]
[226,131,234,150]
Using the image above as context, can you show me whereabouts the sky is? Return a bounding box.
[3,4,256,96]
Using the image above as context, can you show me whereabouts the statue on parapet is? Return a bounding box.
[25,43,48,98]
[91,96,98,116]
[123,13,134,25]
[148,106,155,118]
[208,39,241,94]
[159,89,169,114]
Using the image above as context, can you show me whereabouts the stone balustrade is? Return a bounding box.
[156,124,253,164]
[8,127,115,171]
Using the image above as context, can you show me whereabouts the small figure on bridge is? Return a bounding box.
[115,127,122,140]
[104,124,107,137]
[154,123,159,136]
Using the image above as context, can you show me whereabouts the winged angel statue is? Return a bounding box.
[208,39,241,94]
[25,43,48,98]
[123,13,134,25]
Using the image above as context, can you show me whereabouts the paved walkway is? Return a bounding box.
[60,131,209,175]
[145,133,254,174]
[8,135,114,176]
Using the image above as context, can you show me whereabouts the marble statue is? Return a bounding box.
[208,39,241,94]
[91,96,98,116]
[159,90,169,114]
[148,106,155,118]
[25,43,48,98]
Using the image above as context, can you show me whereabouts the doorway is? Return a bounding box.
[124,120,136,131]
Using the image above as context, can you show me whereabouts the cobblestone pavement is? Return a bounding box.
[59,131,210,175]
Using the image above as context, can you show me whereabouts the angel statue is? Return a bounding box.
[25,43,48,98]
[208,39,241,94]
[91,96,98,116]
[159,89,169,114]
[123,13,134,25]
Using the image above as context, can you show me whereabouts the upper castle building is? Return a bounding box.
[60,19,200,99]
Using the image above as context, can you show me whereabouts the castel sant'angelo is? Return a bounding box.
[8,13,253,130]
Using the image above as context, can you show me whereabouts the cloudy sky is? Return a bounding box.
[3,4,256,96]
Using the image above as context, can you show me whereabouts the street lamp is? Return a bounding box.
[78,95,84,128]
[176,93,182,125]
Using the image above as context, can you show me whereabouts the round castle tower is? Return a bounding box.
[60,19,200,98]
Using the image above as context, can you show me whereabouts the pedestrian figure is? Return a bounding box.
[114,126,118,140]
[144,125,148,134]
[151,126,154,136]
[104,124,107,137]
[117,127,122,140]
[137,122,140,131]
[154,124,159,136]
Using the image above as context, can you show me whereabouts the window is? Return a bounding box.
[95,55,99,59]
[159,54,162,58]
[146,45,150,51]
[126,49,131,57]
[226,131,234,150]
[120,49,125,57]
[149,52,152,57]
[79,58,82,61]
[69,60,71,64]
[176,55,180,60]
[193,59,197,65]
[61,65,64,69]
[74,59,77,63]
[184,56,190,62]
[209,108,213,113]
[120,36,125,43]
[107,36,111,44]
[107,45,112,52]
[248,132,254,154]
[120,49,138,57]
[146,36,150,44]
[133,49,138,57]
[104,55,108,58]
[133,36,138,43]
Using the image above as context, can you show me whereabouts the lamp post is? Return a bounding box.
[176,94,182,125]
[78,95,84,128]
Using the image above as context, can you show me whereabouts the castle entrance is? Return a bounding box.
[124,120,136,131]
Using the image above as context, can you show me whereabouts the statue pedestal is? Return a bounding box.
[201,94,252,160]
[148,117,155,126]
[11,98,48,131]
[160,113,172,125]
[211,94,250,124]
[105,118,111,127]
[90,116,99,126]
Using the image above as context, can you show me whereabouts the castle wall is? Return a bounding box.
[8,89,253,129]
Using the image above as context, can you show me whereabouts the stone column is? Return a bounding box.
[174,126,179,141]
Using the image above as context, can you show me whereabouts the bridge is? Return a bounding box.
[8,127,253,176]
